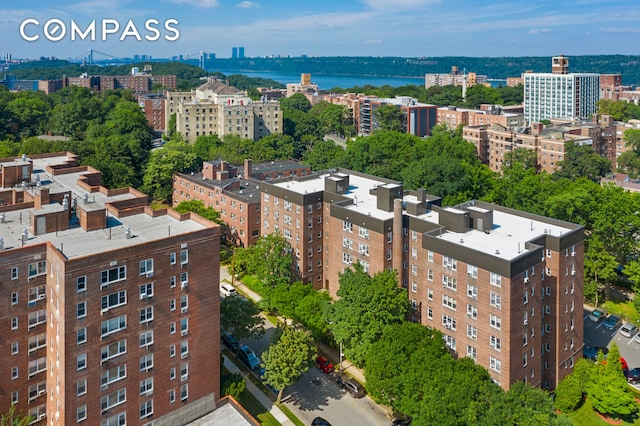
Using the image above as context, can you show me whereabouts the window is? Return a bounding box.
[77,404,87,422]
[169,389,176,403]
[467,284,478,299]
[170,299,176,311]
[427,250,433,262]
[28,286,45,302]
[490,272,502,287]
[442,295,457,310]
[11,341,18,354]
[140,400,153,418]
[170,252,176,265]
[28,333,46,353]
[77,302,87,319]
[342,237,353,249]
[180,384,189,401]
[411,299,418,310]
[77,378,87,396]
[467,304,478,319]
[180,318,189,335]
[411,247,418,259]
[467,264,478,278]
[411,230,418,241]
[101,266,126,287]
[490,314,502,330]
[427,269,433,281]
[442,275,457,290]
[411,281,418,293]
[77,328,87,345]
[442,256,457,271]
[101,315,127,338]
[467,325,477,340]
[444,335,456,351]
[490,335,501,351]
[490,292,501,308]
[523,353,528,367]
[359,243,369,256]
[77,276,87,292]
[170,367,176,380]
[343,220,352,232]
[11,267,18,279]
[77,353,87,370]
[140,378,153,396]
[180,341,189,358]
[412,264,418,276]
[101,388,126,412]
[101,291,127,312]
[427,288,433,300]
[442,314,456,330]
[11,366,18,379]
[170,345,176,358]
[101,339,127,363]
[11,292,18,305]
[139,259,153,276]
[28,310,46,329]
[490,356,501,373]
[427,307,433,319]
[170,322,176,334]
[139,354,153,372]
[140,307,153,324]
[180,249,189,265]
[170,275,176,288]
[343,252,352,264]
[101,365,127,387]
[359,226,369,239]
[139,283,154,299]
[139,331,153,348]
[467,345,477,360]
[181,362,189,380]
[28,260,46,277]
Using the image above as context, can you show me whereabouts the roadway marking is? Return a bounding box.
[595,323,603,329]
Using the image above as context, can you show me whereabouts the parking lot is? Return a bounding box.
[583,307,640,389]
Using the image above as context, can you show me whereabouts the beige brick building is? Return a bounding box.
[0,153,221,426]
[166,79,282,143]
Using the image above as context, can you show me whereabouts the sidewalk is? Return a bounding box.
[222,355,294,426]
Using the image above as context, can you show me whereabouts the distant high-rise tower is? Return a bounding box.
[524,55,599,124]
[232,47,238,59]
[238,47,245,59]
[552,54,569,75]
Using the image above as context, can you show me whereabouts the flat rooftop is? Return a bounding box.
[0,155,210,259]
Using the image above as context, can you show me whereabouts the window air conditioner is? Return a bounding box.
[140,293,147,300]
[181,330,188,336]
[524,277,530,284]
[571,270,576,276]
[146,271,154,278]
[181,281,188,289]
[38,389,45,396]
[571,251,576,257]
[181,352,188,359]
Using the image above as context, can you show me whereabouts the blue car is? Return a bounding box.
[603,315,621,330]
[238,344,261,370]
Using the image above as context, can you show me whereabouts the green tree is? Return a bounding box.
[141,141,198,202]
[221,372,246,400]
[373,104,403,132]
[261,325,316,403]
[622,260,640,311]
[220,296,265,352]
[192,134,223,162]
[0,405,33,426]
[554,372,583,412]
[502,148,539,171]
[174,199,224,225]
[587,343,638,417]
[303,139,345,170]
[597,100,640,122]
[280,93,312,113]
[327,264,409,367]
[554,141,611,181]
[235,233,293,287]
[584,235,619,304]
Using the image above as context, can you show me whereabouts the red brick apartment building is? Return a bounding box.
[172,159,311,248]
[259,168,584,390]
[0,153,221,425]
[462,116,619,173]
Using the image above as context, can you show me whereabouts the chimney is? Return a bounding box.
[244,159,252,179]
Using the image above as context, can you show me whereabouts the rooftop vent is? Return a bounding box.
[495,249,500,255]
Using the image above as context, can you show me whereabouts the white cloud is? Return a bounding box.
[363,39,382,44]
[168,0,218,8]
[237,1,258,8]
[600,26,640,33]
[360,0,440,11]
[528,28,551,34]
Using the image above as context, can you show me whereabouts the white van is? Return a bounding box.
[219,283,237,297]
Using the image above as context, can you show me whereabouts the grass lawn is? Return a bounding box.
[566,398,640,425]
[603,300,640,325]
[238,389,281,426]
[276,403,306,426]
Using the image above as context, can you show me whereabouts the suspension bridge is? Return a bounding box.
[69,49,216,69]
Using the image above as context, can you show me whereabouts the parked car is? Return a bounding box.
[583,346,609,361]
[603,314,621,330]
[315,355,334,373]
[391,420,411,426]
[259,367,279,393]
[620,322,638,338]
[336,375,366,398]
[312,418,332,426]
[238,344,261,370]
[221,332,238,352]
[625,367,640,384]
[220,283,237,297]
[588,308,606,322]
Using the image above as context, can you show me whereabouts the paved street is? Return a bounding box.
[222,267,390,426]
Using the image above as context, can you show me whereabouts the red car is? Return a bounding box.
[315,355,334,373]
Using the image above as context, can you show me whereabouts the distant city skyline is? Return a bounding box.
[2,0,639,60]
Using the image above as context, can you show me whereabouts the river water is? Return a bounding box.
[209,69,506,90]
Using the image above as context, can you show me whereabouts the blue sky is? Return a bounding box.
[2,0,639,60]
